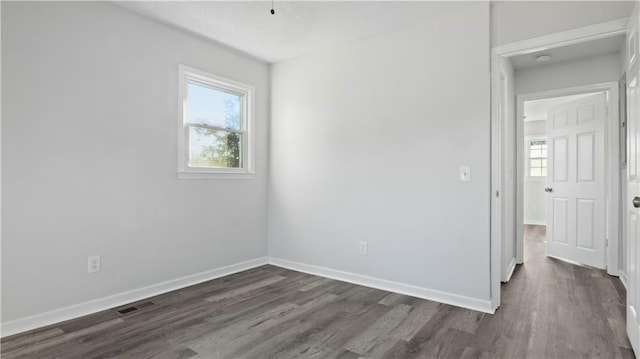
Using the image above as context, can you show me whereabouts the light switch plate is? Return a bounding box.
[460,166,471,182]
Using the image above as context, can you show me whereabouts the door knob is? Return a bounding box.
[634,197,640,208]
[544,187,553,193]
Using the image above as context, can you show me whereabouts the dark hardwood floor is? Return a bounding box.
[1,225,632,358]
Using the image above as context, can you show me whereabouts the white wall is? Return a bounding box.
[525,120,548,134]
[523,121,547,225]
[1,2,269,323]
[524,182,547,225]
[491,1,634,47]
[515,53,621,95]
[500,58,517,281]
[269,3,491,307]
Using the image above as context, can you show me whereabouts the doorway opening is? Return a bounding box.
[522,91,609,269]
[490,18,628,311]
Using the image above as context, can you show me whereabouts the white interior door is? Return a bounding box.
[546,93,606,268]
[626,2,640,354]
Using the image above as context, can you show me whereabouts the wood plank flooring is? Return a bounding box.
[1,225,632,358]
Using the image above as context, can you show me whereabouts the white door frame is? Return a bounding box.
[490,18,628,311]
[517,84,619,270]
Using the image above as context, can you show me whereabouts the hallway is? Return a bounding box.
[500,225,632,357]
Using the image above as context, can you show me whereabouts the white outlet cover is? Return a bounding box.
[88,255,101,274]
[359,241,368,255]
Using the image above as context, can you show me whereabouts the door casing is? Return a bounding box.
[490,17,628,311]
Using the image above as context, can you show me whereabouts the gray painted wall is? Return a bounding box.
[515,53,621,95]
[1,2,270,322]
[523,121,548,225]
[491,1,633,47]
[269,3,492,303]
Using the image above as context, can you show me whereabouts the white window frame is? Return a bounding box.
[525,136,547,181]
[177,65,255,179]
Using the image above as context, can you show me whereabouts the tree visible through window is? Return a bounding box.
[187,82,243,168]
[178,65,254,178]
[529,139,547,177]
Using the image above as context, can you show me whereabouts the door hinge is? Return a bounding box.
[496,190,500,198]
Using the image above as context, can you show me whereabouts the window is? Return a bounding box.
[178,65,254,179]
[527,138,547,177]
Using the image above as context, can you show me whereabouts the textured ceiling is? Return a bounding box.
[116,1,468,63]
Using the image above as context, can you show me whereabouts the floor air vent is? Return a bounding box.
[117,306,138,315]
[115,301,154,315]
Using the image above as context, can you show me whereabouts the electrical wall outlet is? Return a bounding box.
[359,241,368,256]
[88,255,101,274]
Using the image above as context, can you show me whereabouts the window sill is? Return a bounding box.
[176,171,256,180]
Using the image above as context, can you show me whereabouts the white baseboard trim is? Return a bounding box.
[620,272,628,290]
[268,257,494,314]
[524,219,547,226]
[501,257,517,283]
[1,256,269,338]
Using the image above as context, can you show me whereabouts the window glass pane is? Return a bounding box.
[187,82,241,130]
[189,126,242,168]
[541,149,547,158]
[541,168,547,176]
[541,159,547,167]
[530,168,542,176]
[530,159,542,168]
[530,150,541,158]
